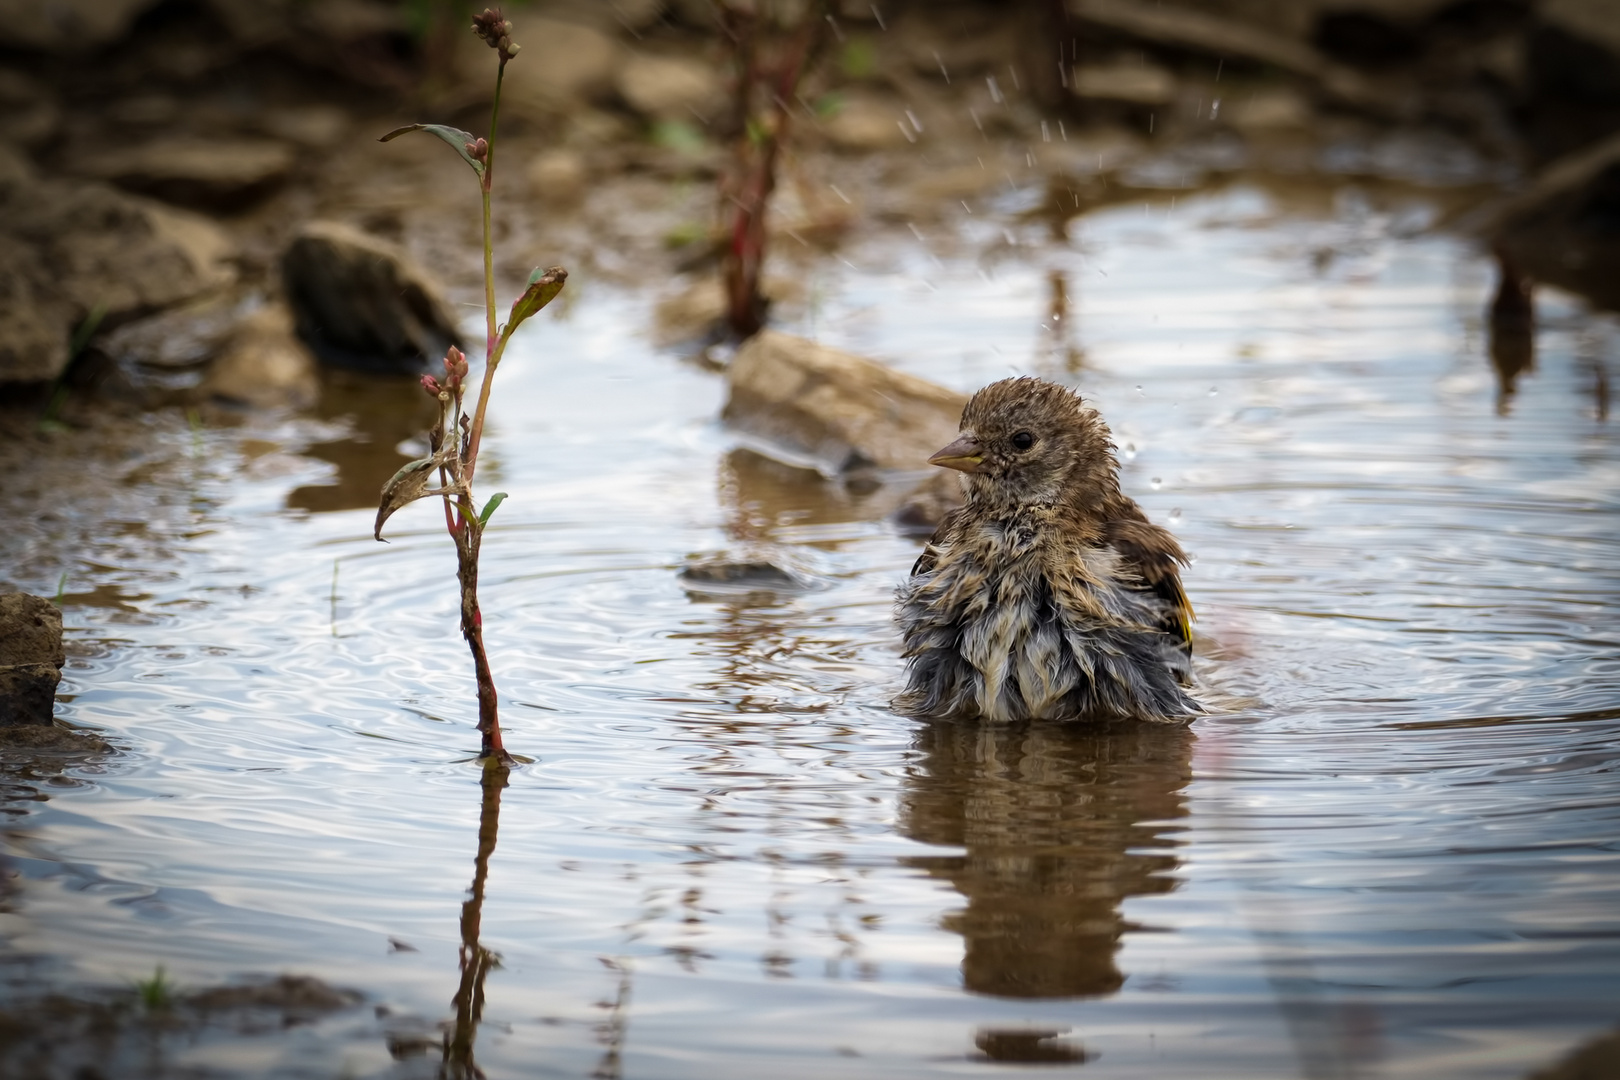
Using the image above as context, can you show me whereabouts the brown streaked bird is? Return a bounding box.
[895,377,1198,723]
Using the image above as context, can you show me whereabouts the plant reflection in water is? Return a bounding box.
[441,761,506,1080]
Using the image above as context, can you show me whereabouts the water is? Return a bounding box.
[3,179,1618,1079]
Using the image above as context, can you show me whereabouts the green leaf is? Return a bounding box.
[650,119,705,155]
[504,265,568,337]
[379,123,485,177]
[478,491,509,525]
[840,40,875,80]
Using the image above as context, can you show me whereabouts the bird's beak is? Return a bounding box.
[929,434,984,473]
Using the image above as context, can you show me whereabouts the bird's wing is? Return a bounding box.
[1103,513,1193,647]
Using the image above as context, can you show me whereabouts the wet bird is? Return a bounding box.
[895,377,1198,723]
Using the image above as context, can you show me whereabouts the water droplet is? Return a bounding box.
[1150,477,1163,490]
[1123,442,1137,460]
[1168,507,1182,522]
[1135,385,1144,394]
[1208,386,1218,396]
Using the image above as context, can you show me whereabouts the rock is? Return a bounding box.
[201,0,403,48]
[0,67,59,148]
[1521,0,1620,163]
[68,137,296,211]
[528,148,588,205]
[1041,129,1147,177]
[1539,0,1620,61]
[618,53,725,121]
[655,279,728,345]
[186,975,362,1014]
[201,304,318,409]
[1489,130,1620,313]
[96,291,249,371]
[1225,87,1312,130]
[892,470,962,536]
[1070,0,1389,116]
[1071,63,1178,107]
[281,221,461,374]
[0,152,237,384]
[0,593,63,728]
[1527,0,1620,152]
[897,4,1020,79]
[257,104,349,148]
[906,163,1002,203]
[722,330,967,476]
[1311,0,1449,66]
[0,0,155,51]
[678,553,822,595]
[606,0,666,33]
[822,92,915,153]
[467,17,622,115]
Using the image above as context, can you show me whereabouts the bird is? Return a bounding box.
[894,376,1199,724]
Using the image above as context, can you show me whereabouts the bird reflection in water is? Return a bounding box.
[898,720,1193,1000]
[1487,251,1535,416]
[440,762,508,1080]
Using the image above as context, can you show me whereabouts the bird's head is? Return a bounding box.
[929,377,1118,511]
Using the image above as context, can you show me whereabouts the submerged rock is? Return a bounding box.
[723,330,966,476]
[0,149,236,384]
[0,593,64,728]
[679,553,822,596]
[281,221,461,374]
[186,974,362,1015]
[201,303,318,410]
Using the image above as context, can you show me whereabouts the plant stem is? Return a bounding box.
[481,60,506,358]
[456,53,512,763]
[720,2,827,339]
[463,334,508,483]
[455,510,506,761]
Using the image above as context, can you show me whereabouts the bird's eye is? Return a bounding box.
[1011,431,1035,451]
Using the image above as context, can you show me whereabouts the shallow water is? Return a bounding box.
[4,180,1619,1079]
